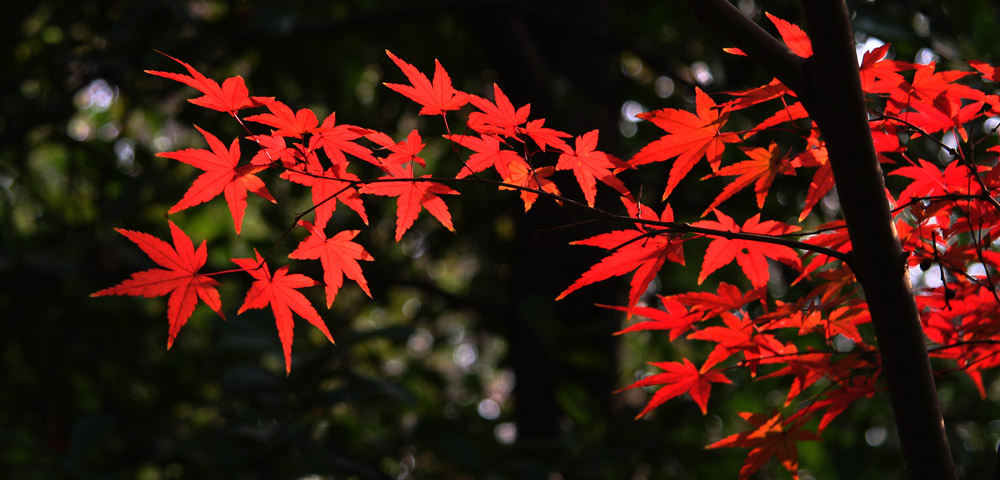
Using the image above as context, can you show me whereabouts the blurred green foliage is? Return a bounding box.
[2,1,999,478]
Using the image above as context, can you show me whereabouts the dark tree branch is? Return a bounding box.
[683,0,806,94]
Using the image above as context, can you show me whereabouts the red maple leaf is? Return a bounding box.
[521,118,571,152]
[91,221,223,349]
[309,112,378,166]
[499,163,561,212]
[360,164,459,241]
[232,250,333,375]
[384,50,469,116]
[701,142,795,215]
[282,162,368,227]
[666,281,760,319]
[159,125,276,234]
[247,133,301,169]
[245,99,319,138]
[366,129,428,169]
[631,87,741,200]
[289,220,374,308]
[890,158,981,206]
[145,52,267,114]
[606,297,701,340]
[765,12,812,57]
[558,201,685,314]
[619,358,731,417]
[445,133,529,180]
[467,83,531,137]
[707,412,819,480]
[556,129,632,207]
[692,210,801,289]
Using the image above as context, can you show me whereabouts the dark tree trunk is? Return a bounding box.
[683,1,956,479]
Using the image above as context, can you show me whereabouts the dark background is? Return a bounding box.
[2,1,999,478]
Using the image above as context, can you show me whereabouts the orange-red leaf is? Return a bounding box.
[631,88,741,200]
[145,52,268,114]
[556,129,632,207]
[558,202,684,314]
[693,210,801,289]
[289,220,373,308]
[282,162,368,227]
[701,142,795,215]
[765,12,812,58]
[384,50,469,116]
[619,358,731,417]
[360,164,459,241]
[445,133,529,180]
[232,250,333,375]
[500,163,560,212]
[608,297,701,341]
[707,412,819,480]
[467,84,531,137]
[245,99,319,138]
[159,126,276,234]
[91,221,223,349]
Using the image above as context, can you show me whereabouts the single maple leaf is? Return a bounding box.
[91,221,224,349]
[687,311,759,354]
[765,12,812,57]
[859,43,903,94]
[665,281,760,318]
[521,118,572,152]
[247,133,301,169]
[969,59,1000,82]
[366,129,428,169]
[631,88,741,200]
[467,83,531,137]
[145,52,268,114]
[499,163,561,212]
[707,412,819,480]
[444,133,529,180]
[360,164,459,241]
[742,102,808,138]
[692,210,801,289]
[701,142,795,215]
[619,358,731,417]
[558,201,685,315]
[556,129,632,207]
[289,220,373,308]
[245,99,319,138]
[791,144,832,222]
[890,158,980,206]
[309,112,378,166]
[605,297,701,341]
[384,50,469,116]
[787,373,877,433]
[159,125,276,235]
[721,78,792,111]
[282,162,368,227]
[232,250,333,375]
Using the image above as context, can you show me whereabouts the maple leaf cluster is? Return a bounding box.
[93,13,1000,476]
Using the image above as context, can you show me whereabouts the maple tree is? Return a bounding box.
[90,1,1000,478]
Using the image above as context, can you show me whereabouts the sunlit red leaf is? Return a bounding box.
[619,358,731,417]
[232,250,333,375]
[692,210,801,289]
[145,52,268,114]
[289,220,373,308]
[384,50,469,116]
[91,221,223,349]
[631,88,741,200]
[159,126,276,234]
